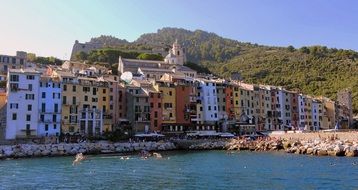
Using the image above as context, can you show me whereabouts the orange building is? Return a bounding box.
[225,86,235,120]
[175,85,192,124]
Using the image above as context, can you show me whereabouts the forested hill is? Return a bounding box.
[82,28,358,113]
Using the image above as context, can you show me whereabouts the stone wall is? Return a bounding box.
[0,141,176,159]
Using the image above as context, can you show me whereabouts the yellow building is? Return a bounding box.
[232,83,241,119]
[318,97,336,129]
[155,81,176,124]
[59,71,111,136]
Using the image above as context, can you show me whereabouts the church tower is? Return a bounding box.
[164,39,186,65]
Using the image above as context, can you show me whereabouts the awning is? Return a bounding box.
[135,133,165,137]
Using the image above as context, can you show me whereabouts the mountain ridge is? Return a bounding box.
[80,27,358,113]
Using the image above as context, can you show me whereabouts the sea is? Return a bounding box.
[0,150,357,190]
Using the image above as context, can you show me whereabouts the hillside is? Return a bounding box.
[78,28,358,113]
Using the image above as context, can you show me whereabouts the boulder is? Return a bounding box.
[306,148,314,155]
[317,149,328,156]
[345,149,358,157]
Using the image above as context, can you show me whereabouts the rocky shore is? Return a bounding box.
[1,132,358,159]
[0,141,176,159]
[188,136,358,157]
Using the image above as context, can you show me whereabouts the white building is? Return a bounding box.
[38,73,62,137]
[196,79,219,125]
[6,69,41,139]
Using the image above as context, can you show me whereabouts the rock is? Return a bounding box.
[3,147,14,157]
[317,149,328,156]
[306,148,314,154]
[345,149,358,157]
[283,141,291,149]
[41,150,50,156]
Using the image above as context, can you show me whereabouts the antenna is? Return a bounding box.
[120,71,133,84]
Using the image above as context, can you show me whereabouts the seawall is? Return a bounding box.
[0,141,176,159]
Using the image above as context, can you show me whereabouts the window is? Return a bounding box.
[42,103,46,112]
[84,96,88,101]
[54,104,58,113]
[110,96,113,101]
[103,97,106,101]
[103,89,106,93]
[169,91,172,96]
[154,111,158,118]
[26,75,34,80]
[53,115,57,122]
[10,103,18,109]
[12,113,17,120]
[40,115,44,122]
[72,86,76,92]
[25,94,35,100]
[42,92,46,98]
[45,124,48,131]
[28,84,32,91]
[10,83,18,91]
[26,114,31,121]
[158,103,161,108]
[72,97,76,104]
[62,96,67,104]
[54,124,57,129]
[10,75,19,82]
[27,104,32,111]
[136,97,139,103]
[150,103,154,108]
[208,106,211,111]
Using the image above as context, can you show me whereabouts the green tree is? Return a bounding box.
[75,51,88,61]
[287,45,295,52]
[137,53,163,61]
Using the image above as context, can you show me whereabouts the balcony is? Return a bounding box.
[39,110,61,114]
[39,119,61,123]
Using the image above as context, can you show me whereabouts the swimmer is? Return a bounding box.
[153,152,162,159]
[72,153,85,166]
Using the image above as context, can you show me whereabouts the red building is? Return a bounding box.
[149,91,163,132]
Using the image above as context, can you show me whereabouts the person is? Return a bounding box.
[72,153,85,165]
[153,152,162,159]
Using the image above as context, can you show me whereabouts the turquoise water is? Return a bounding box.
[0,151,357,190]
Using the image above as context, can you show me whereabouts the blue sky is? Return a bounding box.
[1,0,357,60]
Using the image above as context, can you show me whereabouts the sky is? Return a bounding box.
[1,0,358,60]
